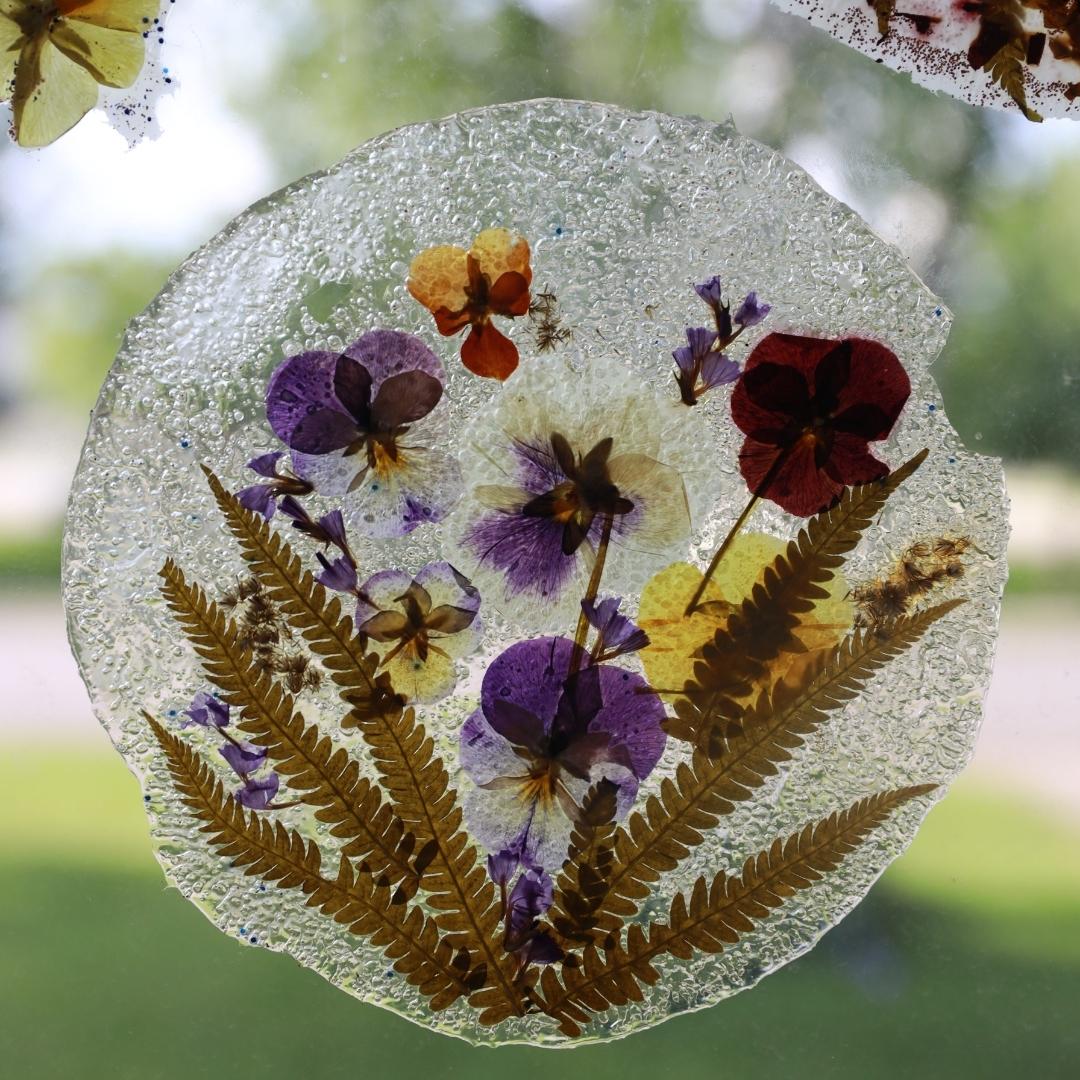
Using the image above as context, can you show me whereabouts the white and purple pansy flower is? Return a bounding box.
[319,560,481,704]
[265,330,463,539]
[445,363,713,632]
[460,636,666,871]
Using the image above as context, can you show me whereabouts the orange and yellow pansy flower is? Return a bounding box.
[407,227,532,380]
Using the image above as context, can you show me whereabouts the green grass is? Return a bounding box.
[3,747,1079,1078]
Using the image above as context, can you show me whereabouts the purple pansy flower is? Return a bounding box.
[235,771,280,811]
[352,562,481,704]
[451,368,695,629]
[183,691,230,729]
[734,291,771,328]
[460,636,666,870]
[236,452,314,520]
[581,596,649,662]
[220,740,268,778]
[265,330,463,539]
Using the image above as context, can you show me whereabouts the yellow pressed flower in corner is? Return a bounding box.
[0,0,158,148]
[407,227,532,380]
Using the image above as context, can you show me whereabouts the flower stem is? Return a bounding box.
[569,513,615,675]
[683,443,793,616]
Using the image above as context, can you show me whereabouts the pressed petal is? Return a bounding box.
[733,291,771,328]
[50,16,144,88]
[694,275,724,307]
[486,270,532,318]
[316,552,358,594]
[463,782,574,873]
[479,637,573,736]
[183,691,230,729]
[344,329,446,391]
[469,228,532,288]
[407,245,470,318]
[414,561,480,619]
[507,866,554,933]
[12,35,99,148]
[382,645,457,704]
[699,351,741,391]
[460,709,531,786]
[739,434,842,517]
[465,503,584,605]
[247,451,284,478]
[607,453,691,551]
[220,740,268,778]
[823,431,891,487]
[359,609,411,640]
[736,361,813,433]
[460,322,519,380]
[487,848,520,886]
[1,17,25,97]
[236,484,276,519]
[827,338,911,435]
[236,772,279,811]
[265,350,346,445]
[59,1,158,33]
[370,369,443,428]
[355,569,414,623]
[293,444,462,539]
[741,332,839,388]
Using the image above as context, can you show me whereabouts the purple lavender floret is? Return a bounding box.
[672,326,718,376]
[220,740,268,778]
[582,596,649,660]
[734,291,771,328]
[236,771,280,811]
[183,692,230,729]
[698,350,741,392]
[315,551,358,594]
[235,453,313,520]
[693,275,724,308]
[487,848,521,888]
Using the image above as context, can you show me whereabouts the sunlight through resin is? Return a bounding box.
[63,100,1009,1046]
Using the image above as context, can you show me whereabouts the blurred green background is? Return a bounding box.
[1,1,1077,1076]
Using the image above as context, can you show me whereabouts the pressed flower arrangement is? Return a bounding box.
[65,102,1008,1046]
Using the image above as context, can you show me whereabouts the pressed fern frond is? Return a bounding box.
[673,450,928,752]
[537,783,936,1036]
[158,558,416,885]
[145,714,482,1011]
[987,39,1041,121]
[577,598,961,941]
[203,470,523,1020]
[548,781,620,949]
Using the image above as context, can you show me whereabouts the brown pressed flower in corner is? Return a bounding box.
[407,228,532,380]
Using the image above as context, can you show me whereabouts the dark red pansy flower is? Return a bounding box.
[730,333,911,517]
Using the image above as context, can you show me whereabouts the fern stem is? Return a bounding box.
[684,442,797,615]
[569,512,614,676]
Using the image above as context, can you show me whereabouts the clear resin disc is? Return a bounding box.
[63,99,1009,1046]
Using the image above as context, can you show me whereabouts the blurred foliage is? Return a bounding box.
[939,160,1080,464]
[19,256,173,414]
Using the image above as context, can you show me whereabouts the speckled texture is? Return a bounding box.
[63,100,1009,1046]
[774,0,1080,120]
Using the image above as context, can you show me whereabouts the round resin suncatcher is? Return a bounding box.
[64,99,1009,1046]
